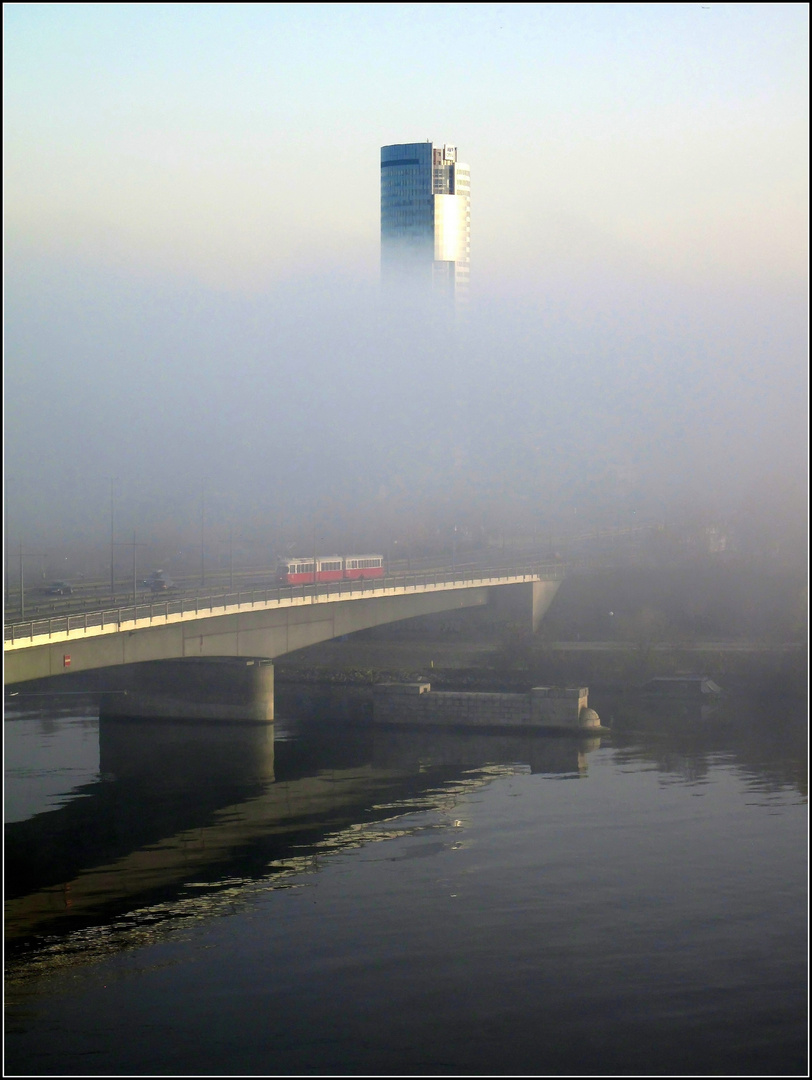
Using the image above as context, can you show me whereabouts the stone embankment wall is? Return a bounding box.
[372,683,603,732]
[275,682,375,723]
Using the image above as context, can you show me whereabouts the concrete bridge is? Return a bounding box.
[4,566,562,721]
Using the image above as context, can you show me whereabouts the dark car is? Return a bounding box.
[45,581,73,596]
[144,571,174,591]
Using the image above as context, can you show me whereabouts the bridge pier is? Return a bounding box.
[99,658,274,723]
[489,579,560,632]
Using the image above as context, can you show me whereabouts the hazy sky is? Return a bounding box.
[4,3,808,557]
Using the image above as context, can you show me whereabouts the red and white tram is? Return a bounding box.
[276,554,385,585]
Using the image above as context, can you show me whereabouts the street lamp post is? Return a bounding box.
[110,477,117,599]
[312,518,317,602]
[18,543,48,620]
[200,483,206,588]
[113,534,147,605]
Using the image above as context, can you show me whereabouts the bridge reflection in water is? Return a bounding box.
[4,711,600,957]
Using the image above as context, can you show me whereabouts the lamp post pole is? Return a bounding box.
[112,535,147,605]
[200,483,206,588]
[110,478,116,599]
[312,518,317,602]
[18,543,48,620]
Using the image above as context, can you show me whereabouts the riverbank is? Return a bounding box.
[276,638,807,700]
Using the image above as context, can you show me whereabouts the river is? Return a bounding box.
[4,689,807,1076]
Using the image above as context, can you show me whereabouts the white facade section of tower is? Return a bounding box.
[434,195,462,261]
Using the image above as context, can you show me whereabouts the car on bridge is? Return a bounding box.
[142,570,174,592]
[44,581,73,596]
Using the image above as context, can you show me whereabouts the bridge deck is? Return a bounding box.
[5,567,562,652]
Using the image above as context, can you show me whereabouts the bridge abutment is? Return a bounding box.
[99,658,274,723]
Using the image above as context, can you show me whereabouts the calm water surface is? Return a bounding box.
[4,691,808,1076]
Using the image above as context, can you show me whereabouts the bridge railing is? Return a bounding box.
[4,563,566,645]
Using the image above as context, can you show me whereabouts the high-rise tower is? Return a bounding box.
[380,141,470,306]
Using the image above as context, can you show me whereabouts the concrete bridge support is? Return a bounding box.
[99,658,274,723]
[489,578,560,632]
